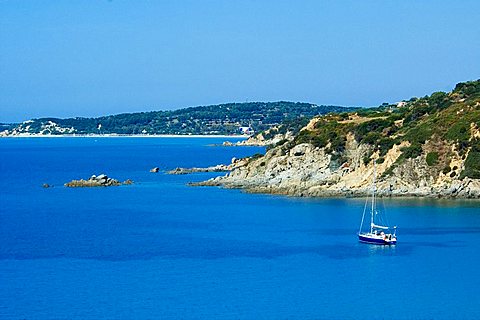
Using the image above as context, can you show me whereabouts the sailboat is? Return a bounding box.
[358,163,397,245]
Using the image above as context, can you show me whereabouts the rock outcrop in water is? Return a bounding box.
[65,174,132,187]
[168,158,250,175]
[168,165,231,175]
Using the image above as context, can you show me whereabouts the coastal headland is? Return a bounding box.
[189,80,480,199]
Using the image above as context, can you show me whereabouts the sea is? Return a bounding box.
[1,137,480,319]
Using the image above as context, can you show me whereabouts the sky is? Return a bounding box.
[0,0,479,122]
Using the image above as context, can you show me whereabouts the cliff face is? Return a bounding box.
[197,80,480,199]
[203,140,480,198]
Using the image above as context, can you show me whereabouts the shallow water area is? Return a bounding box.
[1,137,480,319]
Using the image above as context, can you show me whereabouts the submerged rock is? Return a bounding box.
[123,179,134,185]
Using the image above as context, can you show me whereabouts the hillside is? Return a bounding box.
[196,79,480,198]
[0,102,351,136]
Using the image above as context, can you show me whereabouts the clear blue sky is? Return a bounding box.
[1,0,479,122]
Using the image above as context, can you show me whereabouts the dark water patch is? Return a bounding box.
[399,227,480,235]
[399,241,466,248]
[301,227,480,237]
[0,234,411,262]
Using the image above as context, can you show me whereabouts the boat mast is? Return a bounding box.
[370,162,376,234]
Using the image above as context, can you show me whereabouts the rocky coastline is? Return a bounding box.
[168,157,250,175]
[168,164,231,175]
[189,139,480,199]
[222,130,294,147]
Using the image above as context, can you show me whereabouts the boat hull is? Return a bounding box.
[358,234,396,245]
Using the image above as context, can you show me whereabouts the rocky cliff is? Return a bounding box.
[195,80,480,199]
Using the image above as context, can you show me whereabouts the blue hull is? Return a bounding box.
[358,234,396,245]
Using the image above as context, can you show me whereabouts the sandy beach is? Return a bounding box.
[0,133,250,139]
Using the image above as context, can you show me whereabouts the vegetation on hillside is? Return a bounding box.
[274,79,480,179]
[4,102,351,135]
[0,123,15,132]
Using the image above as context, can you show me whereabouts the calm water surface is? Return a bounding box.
[1,137,479,319]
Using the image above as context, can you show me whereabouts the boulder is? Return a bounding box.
[96,174,107,180]
[290,143,309,157]
[150,167,160,173]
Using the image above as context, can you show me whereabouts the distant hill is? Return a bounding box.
[0,123,15,132]
[1,102,353,136]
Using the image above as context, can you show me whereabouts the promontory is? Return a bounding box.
[193,80,480,199]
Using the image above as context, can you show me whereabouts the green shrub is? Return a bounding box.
[312,136,328,148]
[405,122,433,144]
[442,166,451,174]
[330,135,346,153]
[382,163,397,178]
[295,130,314,144]
[454,80,480,98]
[428,91,449,109]
[426,152,439,166]
[363,151,372,165]
[361,132,382,145]
[330,153,347,167]
[403,105,432,124]
[401,143,423,159]
[262,128,278,140]
[354,118,394,141]
[377,138,396,156]
[460,139,480,179]
[445,120,470,143]
[275,139,288,147]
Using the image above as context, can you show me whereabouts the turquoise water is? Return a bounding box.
[1,137,480,319]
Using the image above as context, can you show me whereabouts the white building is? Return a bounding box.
[239,126,254,135]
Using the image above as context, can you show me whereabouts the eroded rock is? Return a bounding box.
[65,173,132,187]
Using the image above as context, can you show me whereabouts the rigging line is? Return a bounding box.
[370,162,376,233]
[380,196,390,227]
[359,195,369,234]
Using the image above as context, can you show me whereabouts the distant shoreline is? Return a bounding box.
[0,134,250,139]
